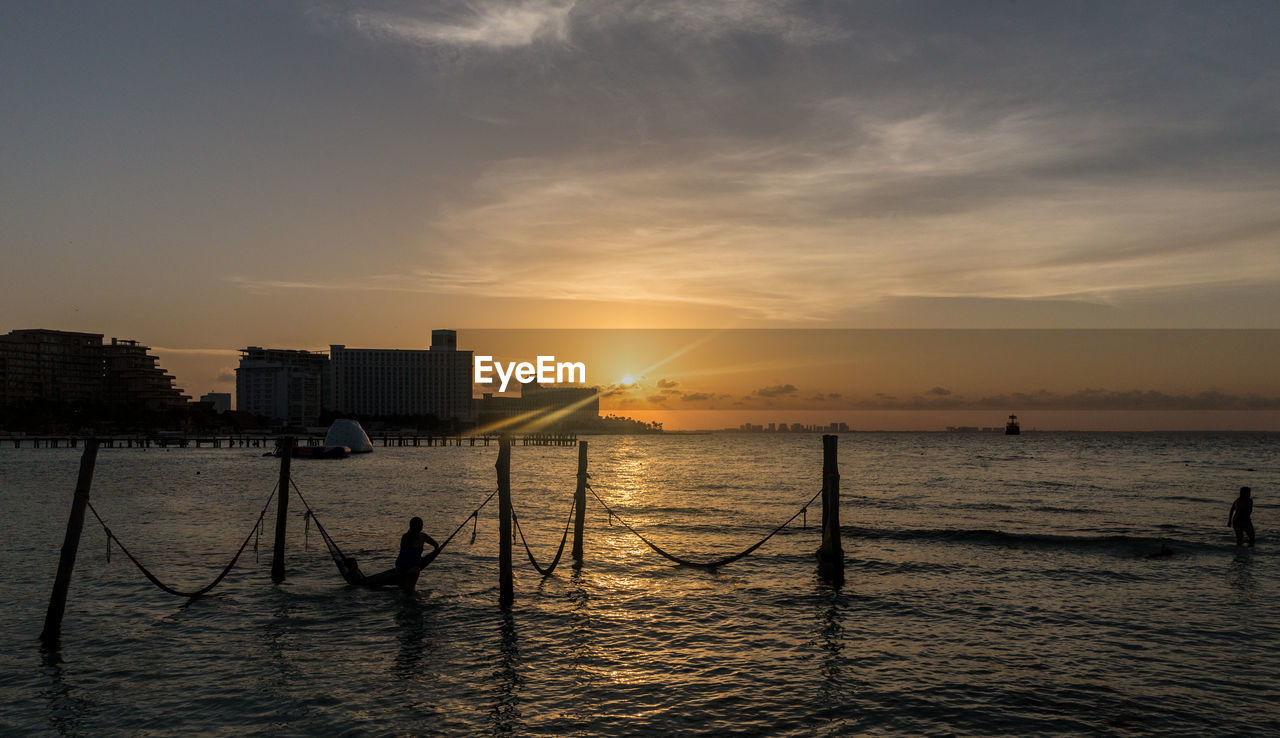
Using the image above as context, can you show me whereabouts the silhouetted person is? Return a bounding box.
[1228,486,1255,547]
[396,516,440,592]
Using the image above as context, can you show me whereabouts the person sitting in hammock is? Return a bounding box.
[395,516,440,592]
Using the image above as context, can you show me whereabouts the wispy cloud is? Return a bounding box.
[599,0,843,45]
[336,0,836,53]
[263,4,1280,326]
[620,387,1280,411]
[347,1,575,50]
[754,384,798,398]
[848,389,1280,412]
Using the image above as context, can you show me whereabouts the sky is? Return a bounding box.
[2,2,1278,428]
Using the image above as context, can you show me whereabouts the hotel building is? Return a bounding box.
[328,330,473,424]
[235,347,328,428]
[0,329,187,409]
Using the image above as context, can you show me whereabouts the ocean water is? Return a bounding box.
[1,432,1277,736]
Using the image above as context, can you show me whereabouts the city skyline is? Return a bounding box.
[5,324,1277,430]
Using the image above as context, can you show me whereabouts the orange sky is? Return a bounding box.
[460,330,1280,430]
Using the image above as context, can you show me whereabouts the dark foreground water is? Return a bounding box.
[1,433,1278,736]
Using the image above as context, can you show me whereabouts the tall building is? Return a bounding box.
[103,338,188,409]
[235,347,328,427]
[0,329,104,405]
[200,392,232,414]
[328,329,474,423]
[0,329,187,409]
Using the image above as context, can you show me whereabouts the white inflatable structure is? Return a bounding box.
[324,419,373,453]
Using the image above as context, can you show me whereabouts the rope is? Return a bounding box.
[290,480,364,581]
[86,482,279,599]
[586,483,822,568]
[511,497,575,577]
[439,489,500,552]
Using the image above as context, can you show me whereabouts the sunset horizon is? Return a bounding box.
[3,3,1277,735]
[5,3,1278,431]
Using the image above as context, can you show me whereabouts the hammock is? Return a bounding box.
[296,481,496,589]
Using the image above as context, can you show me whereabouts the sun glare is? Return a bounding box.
[620,374,637,385]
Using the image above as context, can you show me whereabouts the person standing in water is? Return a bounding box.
[396,517,440,591]
[1228,486,1255,547]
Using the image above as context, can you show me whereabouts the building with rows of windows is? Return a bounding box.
[328,330,473,423]
[235,330,475,428]
[235,347,329,429]
[0,328,187,409]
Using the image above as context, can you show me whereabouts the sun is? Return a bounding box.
[620,374,636,386]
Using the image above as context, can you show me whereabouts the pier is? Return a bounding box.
[7,434,279,449]
[376,432,575,447]
[5,432,576,449]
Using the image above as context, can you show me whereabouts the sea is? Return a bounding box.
[1,432,1277,736]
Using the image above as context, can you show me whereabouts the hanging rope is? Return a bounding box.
[586,483,822,568]
[510,497,576,577]
[418,488,500,557]
[86,481,279,599]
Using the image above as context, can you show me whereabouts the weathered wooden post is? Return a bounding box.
[40,439,101,645]
[271,436,295,582]
[572,440,588,566]
[816,434,844,584]
[497,437,514,609]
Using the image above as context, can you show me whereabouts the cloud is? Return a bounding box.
[338,0,838,54]
[849,388,1280,411]
[253,4,1280,327]
[605,0,844,45]
[346,1,575,50]
[681,392,713,402]
[216,369,236,383]
[755,384,798,398]
[657,378,679,388]
[926,386,951,396]
[646,394,668,404]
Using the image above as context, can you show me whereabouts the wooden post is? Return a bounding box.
[40,439,101,645]
[816,434,844,583]
[271,436,294,582]
[572,441,588,565]
[497,437,514,609]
